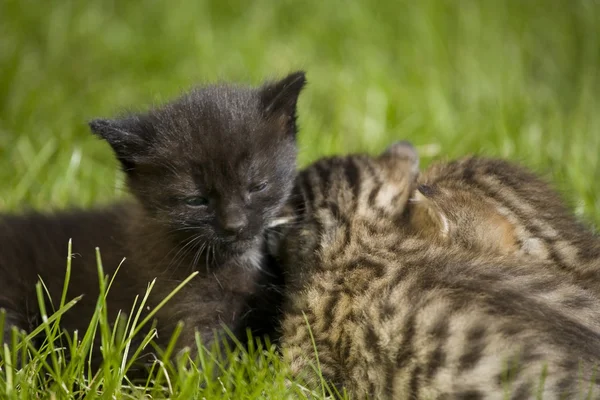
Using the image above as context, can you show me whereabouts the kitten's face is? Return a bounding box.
[90,72,306,258]
[268,142,419,274]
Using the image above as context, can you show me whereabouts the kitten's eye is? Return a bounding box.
[249,182,268,193]
[184,196,209,207]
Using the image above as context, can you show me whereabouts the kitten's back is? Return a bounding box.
[275,146,600,399]
[410,157,600,296]
[0,206,132,334]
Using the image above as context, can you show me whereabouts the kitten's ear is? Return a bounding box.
[408,190,450,241]
[260,71,307,135]
[378,141,420,183]
[88,117,149,170]
[368,141,420,214]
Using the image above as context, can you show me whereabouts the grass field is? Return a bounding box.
[1,0,600,398]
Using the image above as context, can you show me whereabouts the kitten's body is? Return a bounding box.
[0,72,305,367]
[0,206,278,354]
[270,145,600,399]
[409,157,600,297]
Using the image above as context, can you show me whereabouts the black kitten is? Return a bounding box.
[0,72,306,369]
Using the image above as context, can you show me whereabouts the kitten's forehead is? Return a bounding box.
[147,84,290,173]
[155,85,264,141]
[296,153,418,225]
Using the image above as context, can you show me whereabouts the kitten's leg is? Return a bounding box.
[149,265,268,374]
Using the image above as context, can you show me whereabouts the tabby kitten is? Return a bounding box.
[0,72,306,367]
[407,157,600,298]
[269,143,600,399]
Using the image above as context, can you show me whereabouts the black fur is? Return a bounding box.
[0,72,306,370]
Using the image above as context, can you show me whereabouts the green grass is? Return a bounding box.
[1,0,599,398]
[0,242,304,399]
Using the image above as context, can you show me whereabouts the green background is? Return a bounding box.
[1,0,599,227]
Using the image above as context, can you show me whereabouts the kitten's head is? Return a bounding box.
[90,72,306,259]
[268,141,419,272]
[405,157,565,257]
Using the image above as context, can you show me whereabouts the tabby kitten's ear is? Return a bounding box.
[88,117,152,171]
[379,141,420,178]
[368,141,420,214]
[377,141,420,188]
[259,71,307,136]
[407,189,450,241]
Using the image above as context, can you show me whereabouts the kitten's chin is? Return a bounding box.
[224,237,260,256]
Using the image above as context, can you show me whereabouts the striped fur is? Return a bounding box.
[409,157,600,298]
[270,144,600,399]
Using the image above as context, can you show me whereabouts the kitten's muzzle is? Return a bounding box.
[217,205,249,237]
[222,218,247,236]
[225,237,258,255]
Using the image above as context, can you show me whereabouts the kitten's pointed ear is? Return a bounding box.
[369,141,420,215]
[260,71,307,135]
[408,190,450,241]
[88,118,148,170]
[378,141,420,183]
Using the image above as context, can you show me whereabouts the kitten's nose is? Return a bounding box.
[223,218,247,234]
[220,212,248,236]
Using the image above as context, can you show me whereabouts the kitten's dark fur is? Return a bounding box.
[0,72,306,369]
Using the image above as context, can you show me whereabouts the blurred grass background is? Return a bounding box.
[1,0,599,226]
[1,0,599,397]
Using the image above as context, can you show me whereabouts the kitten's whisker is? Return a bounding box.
[206,241,218,272]
[166,236,196,269]
[167,234,203,272]
[161,238,193,271]
[191,242,207,274]
[160,226,209,266]
[165,227,203,234]
[184,235,206,264]
[176,237,203,271]
[210,244,218,270]
[205,244,211,274]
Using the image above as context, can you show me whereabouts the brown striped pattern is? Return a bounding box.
[272,148,600,399]
[410,157,600,298]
